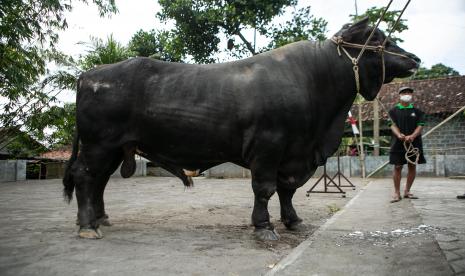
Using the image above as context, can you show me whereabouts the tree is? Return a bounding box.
[21,35,133,148]
[128,29,184,62]
[412,63,460,80]
[265,6,327,50]
[24,103,76,148]
[0,0,117,136]
[79,35,134,70]
[157,0,327,63]
[350,6,408,43]
[0,128,47,158]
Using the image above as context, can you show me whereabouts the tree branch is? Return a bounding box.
[236,30,256,55]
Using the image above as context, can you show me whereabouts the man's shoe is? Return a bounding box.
[457,194,465,199]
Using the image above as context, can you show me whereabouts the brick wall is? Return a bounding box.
[422,114,465,155]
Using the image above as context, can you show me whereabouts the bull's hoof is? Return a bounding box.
[78,227,103,239]
[76,215,112,227]
[254,228,280,241]
[283,217,304,231]
[97,215,112,227]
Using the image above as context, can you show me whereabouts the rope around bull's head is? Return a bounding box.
[330,0,412,96]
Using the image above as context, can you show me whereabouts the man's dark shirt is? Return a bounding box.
[389,103,425,153]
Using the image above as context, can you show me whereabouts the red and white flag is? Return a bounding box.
[347,111,360,135]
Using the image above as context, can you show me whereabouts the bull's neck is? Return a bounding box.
[302,40,359,115]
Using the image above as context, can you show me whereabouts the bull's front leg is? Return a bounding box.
[250,162,280,241]
[277,186,303,230]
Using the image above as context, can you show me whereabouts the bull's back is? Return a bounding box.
[76,58,245,160]
[76,49,310,162]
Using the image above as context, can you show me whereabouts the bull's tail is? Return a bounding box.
[63,130,79,203]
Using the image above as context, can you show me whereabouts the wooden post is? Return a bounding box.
[358,103,366,178]
[373,100,380,156]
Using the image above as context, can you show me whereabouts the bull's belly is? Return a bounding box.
[277,155,317,189]
[138,136,243,170]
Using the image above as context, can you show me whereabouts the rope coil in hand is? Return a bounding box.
[403,140,420,165]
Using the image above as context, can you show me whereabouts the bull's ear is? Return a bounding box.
[342,17,369,41]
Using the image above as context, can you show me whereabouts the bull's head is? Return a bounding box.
[334,17,420,100]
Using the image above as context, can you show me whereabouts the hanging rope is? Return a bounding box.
[331,0,414,96]
[355,0,394,63]
[381,0,412,48]
[403,140,420,165]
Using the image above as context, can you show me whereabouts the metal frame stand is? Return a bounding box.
[331,153,356,189]
[306,164,346,197]
[306,151,356,197]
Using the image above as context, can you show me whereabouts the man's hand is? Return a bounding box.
[398,133,406,141]
[404,135,414,142]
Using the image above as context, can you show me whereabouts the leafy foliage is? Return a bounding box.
[128,29,184,62]
[412,63,460,80]
[79,35,134,70]
[350,6,408,43]
[157,0,327,63]
[0,0,117,152]
[24,103,76,148]
[265,6,327,50]
[20,35,132,149]
[0,127,47,157]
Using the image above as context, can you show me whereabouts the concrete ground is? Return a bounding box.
[1,177,464,276]
[0,176,356,276]
[268,178,465,276]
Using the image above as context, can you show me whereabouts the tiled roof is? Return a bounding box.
[351,75,465,121]
[39,147,71,161]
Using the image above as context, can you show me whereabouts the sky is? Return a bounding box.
[57,0,465,102]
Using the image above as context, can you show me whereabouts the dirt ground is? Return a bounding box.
[0,176,361,275]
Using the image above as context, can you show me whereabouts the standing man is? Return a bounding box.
[388,87,426,203]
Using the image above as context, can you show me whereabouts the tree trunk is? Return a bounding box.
[358,104,366,178]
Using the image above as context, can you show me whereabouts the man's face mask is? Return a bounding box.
[400,94,412,102]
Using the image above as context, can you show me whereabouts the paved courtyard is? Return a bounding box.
[1,176,463,275]
[269,178,465,276]
[0,176,356,276]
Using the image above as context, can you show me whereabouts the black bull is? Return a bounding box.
[63,18,420,240]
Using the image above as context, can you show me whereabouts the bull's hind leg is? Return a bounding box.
[73,156,102,238]
[75,174,113,227]
[96,151,124,227]
[277,187,303,230]
[93,175,114,226]
[73,146,122,239]
[75,151,122,228]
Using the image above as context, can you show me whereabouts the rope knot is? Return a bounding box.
[375,45,385,53]
[403,140,420,165]
[332,36,343,56]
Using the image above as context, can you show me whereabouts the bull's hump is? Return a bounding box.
[259,40,312,59]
